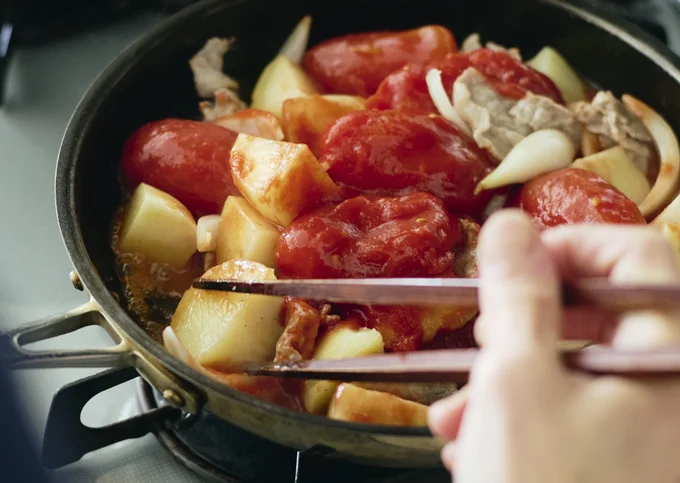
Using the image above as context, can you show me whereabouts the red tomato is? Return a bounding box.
[120,119,239,216]
[367,49,564,113]
[276,193,461,279]
[319,110,495,215]
[302,25,456,97]
[514,168,646,229]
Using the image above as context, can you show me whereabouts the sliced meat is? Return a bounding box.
[510,93,582,146]
[461,33,521,61]
[572,91,653,174]
[190,38,240,99]
[452,218,480,278]
[199,87,247,121]
[453,67,581,160]
[275,298,322,363]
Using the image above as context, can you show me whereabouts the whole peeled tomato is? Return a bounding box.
[514,168,646,229]
[276,192,461,280]
[302,25,456,97]
[367,48,564,113]
[120,119,240,216]
[319,110,495,215]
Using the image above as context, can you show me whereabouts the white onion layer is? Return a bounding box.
[622,94,680,218]
[279,16,312,65]
[425,68,471,135]
[475,129,576,193]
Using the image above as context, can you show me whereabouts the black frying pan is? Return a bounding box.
[3,0,680,469]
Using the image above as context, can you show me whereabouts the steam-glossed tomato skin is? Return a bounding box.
[120,119,239,216]
[514,168,646,229]
[320,110,495,215]
[302,25,456,97]
[367,49,563,113]
[276,193,461,280]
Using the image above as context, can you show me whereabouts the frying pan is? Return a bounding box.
[3,0,680,469]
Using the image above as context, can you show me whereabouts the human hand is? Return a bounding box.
[429,209,680,483]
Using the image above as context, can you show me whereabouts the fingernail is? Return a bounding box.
[479,210,550,281]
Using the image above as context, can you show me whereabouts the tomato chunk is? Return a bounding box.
[121,119,239,216]
[513,168,646,229]
[320,110,495,215]
[302,25,456,97]
[276,192,460,279]
[367,48,563,113]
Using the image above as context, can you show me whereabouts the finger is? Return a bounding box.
[440,442,456,473]
[476,210,562,355]
[428,386,469,439]
[560,307,618,342]
[542,224,680,348]
[541,224,679,282]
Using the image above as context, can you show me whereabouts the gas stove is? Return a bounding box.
[1,1,680,482]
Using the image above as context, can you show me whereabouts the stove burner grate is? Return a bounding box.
[136,378,449,483]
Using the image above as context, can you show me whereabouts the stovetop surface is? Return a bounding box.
[2,1,680,482]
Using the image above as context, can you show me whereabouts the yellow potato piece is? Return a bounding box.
[251,55,318,119]
[118,183,197,268]
[420,306,477,343]
[328,383,429,427]
[572,146,650,205]
[282,94,366,155]
[527,47,586,104]
[303,324,384,414]
[230,133,340,227]
[659,223,680,272]
[216,196,281,268]
[171,260,283,369]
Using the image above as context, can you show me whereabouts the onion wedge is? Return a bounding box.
[425,68,471,135]
[279,16,312,65]
[163,326,196,367]
[196,215,221,252]
[622,94,680,218]
[213,109,284,141]
[651,191,680,226]
[475,129,576,193]
[581,130,601,157]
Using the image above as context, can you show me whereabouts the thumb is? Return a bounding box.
[475,210,561,356]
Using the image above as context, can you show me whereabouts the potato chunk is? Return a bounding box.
[328,383,429,427]
[118,183,197,268]
[282,94,366,155]
[572,147,650,205]
[303,324,384,414]
[251,55,318,119]
[171,260,283,369]
[216,196,280,267]
[230,133,340,226]
[420,306,478,343]
[659,222,680,271]
[527,47,586,104]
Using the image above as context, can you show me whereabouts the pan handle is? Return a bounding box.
[1,291,202,414]
[0,299,132,369]
[41,367,181,469]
